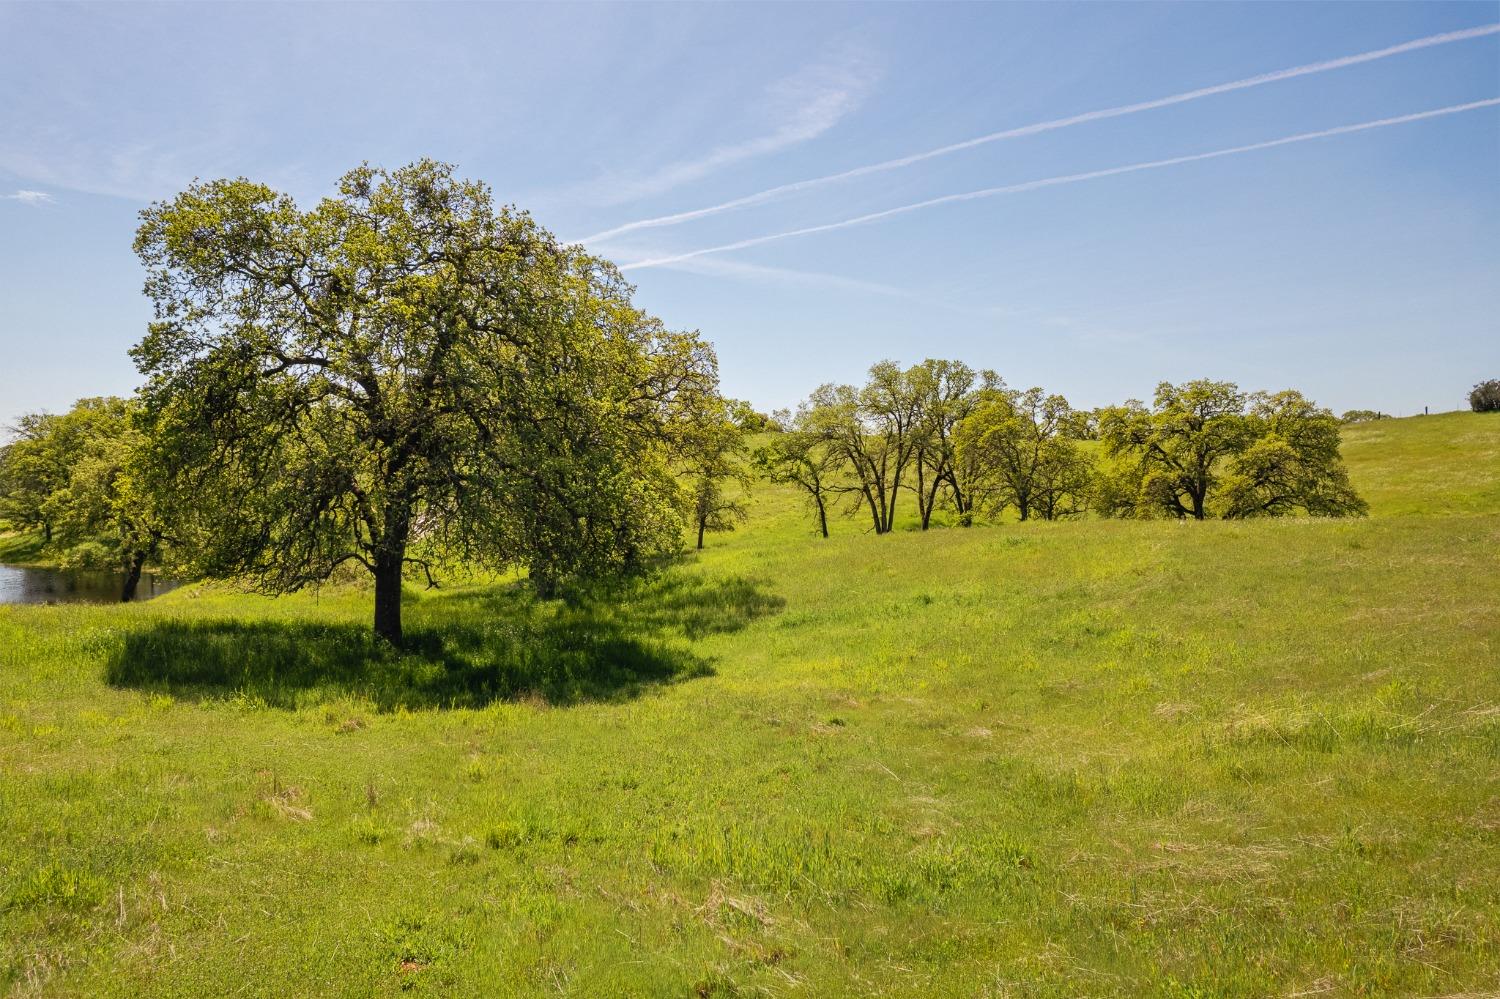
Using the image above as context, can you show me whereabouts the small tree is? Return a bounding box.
[908,359,996,529]
[727,399,775,433]
[1030,442,1094,522]
[802,384,879,533]
[682,402,751,549]
[1340,409,1389,424]
[955,386,1091,521]
[0,398,164,596]
[133,160,718,643]
[754,406,843,538]
[1470,380,1500,413]
[0,398,165,599]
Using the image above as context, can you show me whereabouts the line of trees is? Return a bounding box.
[0,160,1392,640]
[755,361,1367,536]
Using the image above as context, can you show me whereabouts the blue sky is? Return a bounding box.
[1,2,1497,426]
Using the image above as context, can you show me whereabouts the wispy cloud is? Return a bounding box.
[1,189,54,205]
[0,133,248,203]
[655,254,992,314]
[572,43,879,208]
[620,98,1500,271]
[585,23,1500,244]
[658,254,907,295]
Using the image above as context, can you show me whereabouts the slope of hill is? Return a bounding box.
[1342,410,1500,516]
[1,413,1497,996]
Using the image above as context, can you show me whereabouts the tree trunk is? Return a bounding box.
[43,522,52,544]
[922,476,942,531]
[861,486,883,535]
[120,549,147,603]
[915,463,930,531]
[696,517,706,549]
[1191,490,1206,520]
[373,556,403,646]
[373,500,410,645]
[531,567,559,599]
[815,494,828,538]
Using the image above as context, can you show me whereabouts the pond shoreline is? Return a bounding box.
[0,560,182,606]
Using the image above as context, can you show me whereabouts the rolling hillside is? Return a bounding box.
[2,412,1497,997]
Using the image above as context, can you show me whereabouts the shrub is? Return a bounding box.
[1469,380,1500,413]
[1340,409,1389,424]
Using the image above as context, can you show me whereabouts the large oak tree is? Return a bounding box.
[1098,380,1365,520]
[132,161,719,644]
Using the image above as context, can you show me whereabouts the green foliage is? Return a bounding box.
[0,411,67,539]
[803,364,920,535]
[0,398,161,594]
[726,399,776,433]
[1219,391,1367,518]
[680,400,752,549]
[903,359,997,529]
[754,406,843,538]
[1099,380,1251,520]
[954,386,1092,521]
[131,160,720,641]
[1470,379,1500,413]
[795,359,997,534]
[1100,380,1365,520]
[1341,408,1390,424]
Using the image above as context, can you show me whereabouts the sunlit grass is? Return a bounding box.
[0,532,46,566]
[1,413,1497,996]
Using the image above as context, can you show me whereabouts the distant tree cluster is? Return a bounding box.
[757,360,1000,535]
[957,387,1092,523]
[1340,409,1390,424]
[1097,382,1366,520]
[755,363,1367,536]
[727,400,778,433]
[0,397,162,598]
[1471,380,1500,413]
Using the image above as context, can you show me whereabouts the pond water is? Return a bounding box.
[0,563,181,605]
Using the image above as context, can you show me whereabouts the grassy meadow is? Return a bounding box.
[2,412,1498,997]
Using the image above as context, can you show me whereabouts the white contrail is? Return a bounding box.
[583,23,1500,245]
[620,98,1500,271]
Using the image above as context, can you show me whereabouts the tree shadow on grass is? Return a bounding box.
[106,572,783,710]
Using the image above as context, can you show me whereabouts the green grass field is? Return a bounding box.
[2,412,1498,997]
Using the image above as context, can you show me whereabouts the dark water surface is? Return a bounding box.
[0,563,181,605]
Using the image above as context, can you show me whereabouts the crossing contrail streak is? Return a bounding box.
[583,23,1500,245]
[619,98,1500,271]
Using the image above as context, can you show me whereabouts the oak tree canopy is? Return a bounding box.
[132,160,720,643]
